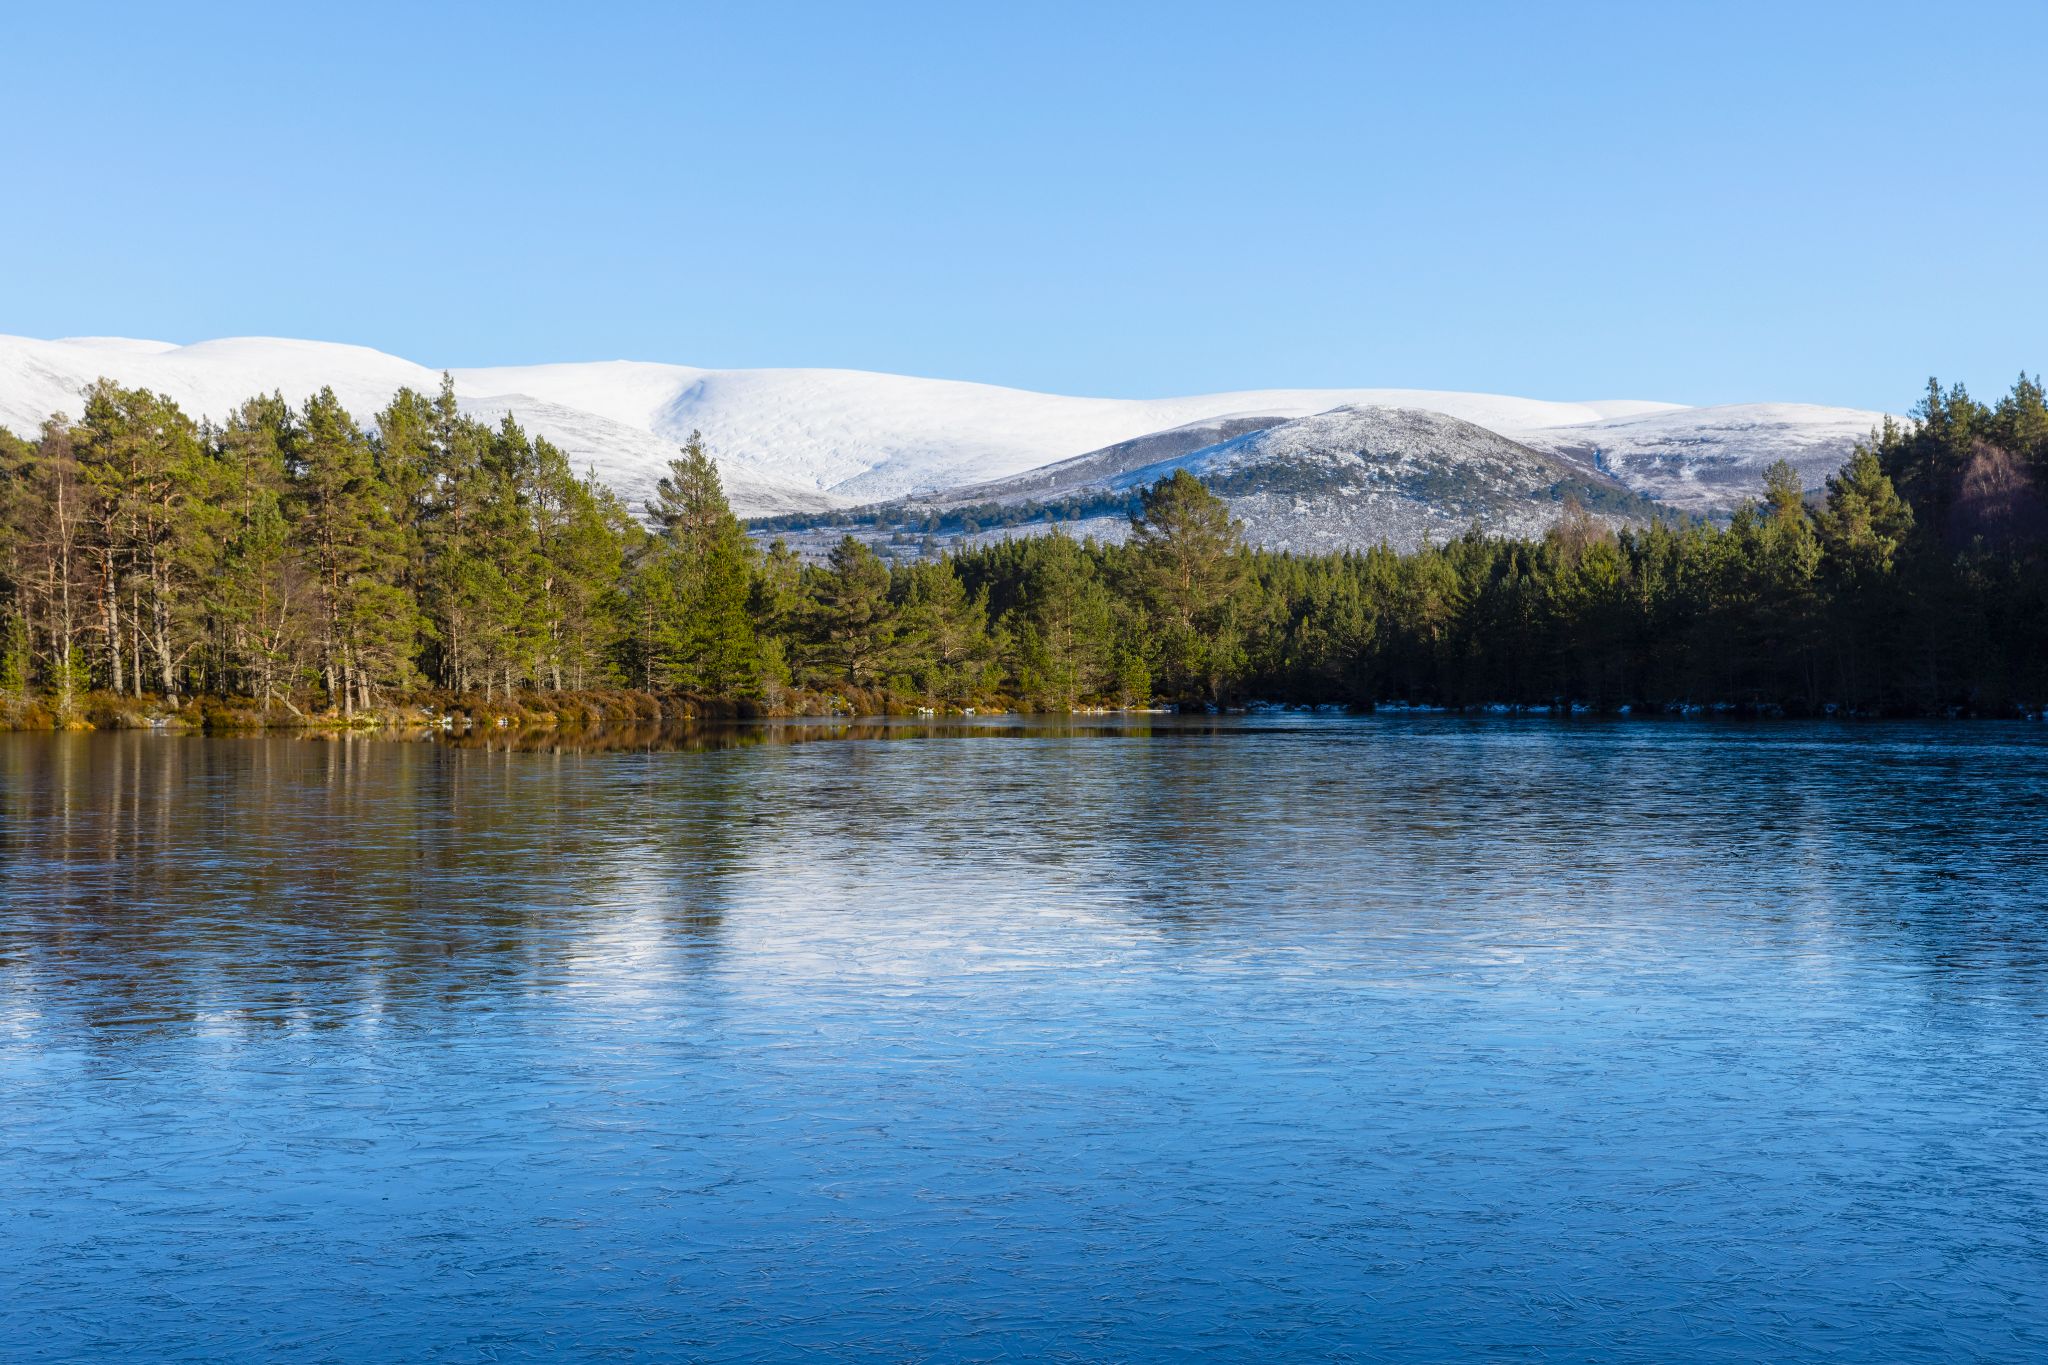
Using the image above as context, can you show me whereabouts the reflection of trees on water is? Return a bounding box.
[3,720,2046,1048]
[938,719,2048,1000]
[425,716,1170,754]
[0,733,764,1041]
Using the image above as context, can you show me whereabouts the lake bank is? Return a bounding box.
[7,684,2044,734]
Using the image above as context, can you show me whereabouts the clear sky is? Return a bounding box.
[4,1,2041,410]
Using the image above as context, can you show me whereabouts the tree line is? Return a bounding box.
[2,373,2045,720]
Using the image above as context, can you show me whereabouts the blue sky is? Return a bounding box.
[3,1,2041,409]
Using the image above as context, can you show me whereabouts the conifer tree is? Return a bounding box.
[1009,533,1116,709]
[529,440,629,690]
[1818,448,1914,586]
[289,387,415,714]
[210,394,307,702]
[372,383,442,621]
[894,557,991,702]
[641,432,758,693]
[3,421,88,710]
[73,382,216,699]
[0,428,37,696]
[1126,470,1246,699]
[804,537,897,688]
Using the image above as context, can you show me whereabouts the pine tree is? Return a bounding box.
[1818,447,1914,586]
[289,387,415,714]
[639,433,757,694]
[1010,533,1116,709]
[529,441,629,690]
[1991,373,2048,476]
[803,537,896,688]
[0,428,37,697]
[1811,446,1913,706]
[646,431,727,548]
[210,395,307,703]
[372,383,442,633]
[894,558,991,702]
[1126,470,1246,700]
[4,421,88,711]
[73,382,216,699]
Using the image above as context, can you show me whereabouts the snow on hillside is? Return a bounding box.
[451,393,830,517]
[0,333,1892,520]
[779,405,1648,558]
[932,413,1298,507]
[0,335,830,515]
[629,371,1681,504]
[4,335,438,427]
[1104,405,1618,551]
[1512,403,1892,512]
[1128,404,1571,486]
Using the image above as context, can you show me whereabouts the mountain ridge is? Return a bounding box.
[0,333,1892,521]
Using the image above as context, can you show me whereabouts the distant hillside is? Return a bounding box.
[754,405,1680,556]
[1,333,1889,520]
[933,414,1294,506]
[1514,403,1894,512]
[1118,406,1665,552]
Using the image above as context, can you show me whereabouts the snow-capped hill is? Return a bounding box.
[2,334,1665,514]
[766,405,1658,557]
[910,412,1297,508]
[1101,405,1631,551]
[0,334,829,515]
[0,332,1896,521]
[0,333,437,434]
[446,359,713,434]
[1126,404,1572,486]
[54,336,181,355]
[1514,402,1892,512]
[453,392,832,517]
[633,372,1679,505]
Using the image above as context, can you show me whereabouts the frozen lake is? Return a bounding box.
[3,717,2045,1360]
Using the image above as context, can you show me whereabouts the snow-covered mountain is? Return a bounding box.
[932,413,1298,507]
[0,335,836,516]
[0,333,1894,520]
[1511,404,1897,512]
[1130,406,1649,551]
[802,406,1649,555]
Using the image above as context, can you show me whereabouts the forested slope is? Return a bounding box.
[2,373,2044,722]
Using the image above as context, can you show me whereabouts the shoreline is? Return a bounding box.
[4,689,2041,733]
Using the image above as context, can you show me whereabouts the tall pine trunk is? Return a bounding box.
[152,553,175,700]
[129,581,144,697]
[101,555,122,695]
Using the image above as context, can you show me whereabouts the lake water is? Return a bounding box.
[2,718,2045,1361]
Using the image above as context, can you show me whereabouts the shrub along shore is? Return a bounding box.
[0,684,946,733]
[5,374,2048,724]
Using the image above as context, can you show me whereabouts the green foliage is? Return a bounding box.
[634,433,759,695]
[892,557,992,702]
[291,386,417,711]
[800,536,898,688]
[1124,470,1248,700]
[2,372,2046,716]
[1010,532,1117,709]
